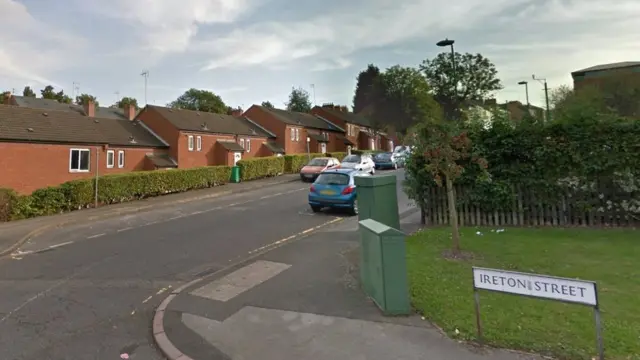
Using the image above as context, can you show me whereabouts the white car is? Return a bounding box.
[340,154,375,174]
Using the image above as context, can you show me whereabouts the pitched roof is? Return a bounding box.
[255,106,344,132]
[315,106,372,127]
[571,61,640,75]
[336,134,355,145]
[146,154,177,168]
[264,141,284,153]
[12,96,130,120]
[147,105,273,137]
[218,141,245,152]
[0,105,167,147]
[308,133,329,142]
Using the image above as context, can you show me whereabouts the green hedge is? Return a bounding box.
[352,149,384,155]
[326,152,348,160]
[237,156,285,181]
[283,153,325,173]
[1,165,232,221]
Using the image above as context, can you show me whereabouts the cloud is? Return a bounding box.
[0,0,85,88]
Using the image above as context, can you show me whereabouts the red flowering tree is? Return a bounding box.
[414,121,487,253]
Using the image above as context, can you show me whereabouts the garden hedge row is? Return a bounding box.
[236,156,285,181]
[0,165,232,221]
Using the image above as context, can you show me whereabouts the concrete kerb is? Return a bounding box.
[0,176,301,259]
[151,207,418,360]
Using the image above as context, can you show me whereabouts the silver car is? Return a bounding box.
[340,154,375,174]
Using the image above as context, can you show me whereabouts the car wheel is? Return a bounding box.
[370,168,375,175]
[310,205,322,213]
[349,199,358,216]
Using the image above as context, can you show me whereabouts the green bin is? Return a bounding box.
[230,166,241,183]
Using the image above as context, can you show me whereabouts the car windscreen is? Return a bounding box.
[307,158,328,166]
[315,173,350,185]
[375,153,392,160]
[342,155,361,163]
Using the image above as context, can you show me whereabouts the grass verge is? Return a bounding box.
[405,226,639,360]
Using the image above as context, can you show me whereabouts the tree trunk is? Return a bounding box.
[446,176,461,253]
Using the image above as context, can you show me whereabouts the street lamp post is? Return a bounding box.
[532,74,551,122]
[306,136,311,161]
[436,38,456,120]
[517,81,530,106]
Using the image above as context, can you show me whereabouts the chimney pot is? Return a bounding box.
[123,103,136,120]
[84,100,96,117]
[231,109,243,117]
[2,92,12,105]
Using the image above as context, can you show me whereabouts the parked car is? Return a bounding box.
[299,157,340,182]
[373,152,400,170]
[308,168,370,215]
[339,154,375,174]
[393,146,411,167]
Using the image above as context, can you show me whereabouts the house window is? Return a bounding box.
[196,136,202,151]
[295,128,300,141]
[69,149,90,172]
[188,135,194,151]
[117,150,125,168]
[240,138,245,148]
[246,138,251,151]
[106,150,115,168]
[347,125,352,136]
[290,128,295,141]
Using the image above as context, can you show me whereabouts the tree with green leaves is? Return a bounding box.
[75,93,99,107]
[168,88,227,113]
[285,87,312,113]
[40,85,72,103]
[420,52,502,121]
[261,101,274,109]
[352,64,381,113]
[115,97,139,109]
[22,86,36,97]
[370,65,442,134]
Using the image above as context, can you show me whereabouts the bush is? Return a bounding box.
[237,156,285,181]
[0,165,232,221]
[283,153,324,173]
[352,149,384,155]
[326,152,347,160]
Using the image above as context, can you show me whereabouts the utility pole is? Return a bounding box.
[140,70,149,106]
[72,82,79,99]
[114,91,120,104]
[532,74,550,122]
[310,84,316,106]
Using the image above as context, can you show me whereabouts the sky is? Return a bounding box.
[1,0,639,110]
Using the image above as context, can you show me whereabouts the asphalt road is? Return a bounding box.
[0,170,410,360]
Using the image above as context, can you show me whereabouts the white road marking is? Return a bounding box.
[117,227,133,232]
[248,217,342,255]
[142,296,153,304]
[48,241,73,249]
[191,260,291,302]
[87,233,105,239]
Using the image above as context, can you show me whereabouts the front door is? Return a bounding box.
[347,145,352,155]
[233,152,242,165]
[370,138,375,150]
[320,142,327,154]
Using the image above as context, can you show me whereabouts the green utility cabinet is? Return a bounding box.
[359,219,410,315]
[354,174,400,229]
[230,166,241,183]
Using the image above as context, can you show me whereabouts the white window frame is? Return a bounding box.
[240,138,245,148]
[117,150,125,168]
[188,135,194,151]
[295,128,300,141]
[246,138,251,152]
[290,128,295,141]
[106,150,115,168]
[69,148,90,173]
[196,136,202,151]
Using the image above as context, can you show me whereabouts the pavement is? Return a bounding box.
[0,174,300,257]
[0,170,414,360]
[153,210,542,360]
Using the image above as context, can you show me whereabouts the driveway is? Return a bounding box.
[0,170,409,360]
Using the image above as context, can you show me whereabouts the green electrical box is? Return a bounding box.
[230,166,241,183]
[359,218,410,315]
[354,174,400,229]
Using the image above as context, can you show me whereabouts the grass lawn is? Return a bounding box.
[405,226,640,360]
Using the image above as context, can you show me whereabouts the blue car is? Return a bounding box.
[373,152,399,170]
[308,168,370,216]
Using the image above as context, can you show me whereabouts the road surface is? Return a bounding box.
[0,170,410,360]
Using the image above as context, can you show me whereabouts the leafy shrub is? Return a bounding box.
[283,153,324,173]
[0,188,18,222]
[237,156,285,181]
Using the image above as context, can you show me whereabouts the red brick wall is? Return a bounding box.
[0,142,161,194]
[176,132,236,168]
[243,106,287,148]
[137,107,179,160]
[311,108,359,149]
[235,135,268,158]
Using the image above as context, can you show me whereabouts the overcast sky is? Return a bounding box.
[1,0,639,109]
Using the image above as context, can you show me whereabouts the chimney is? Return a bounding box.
[340,106,348,112]
[2,92,12,105]
[83,100,95,117]
[231,109,243,117]
[123,103,136,120]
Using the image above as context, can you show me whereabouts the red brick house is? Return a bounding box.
[243,105,345,154]
[311,105,395,152]
[136,105,281,167]
[0,104,170,194]
[571,61,640,91]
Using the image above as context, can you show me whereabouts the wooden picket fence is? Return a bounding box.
[423,185,639,227]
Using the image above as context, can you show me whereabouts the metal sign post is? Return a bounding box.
[472,267,603,360]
